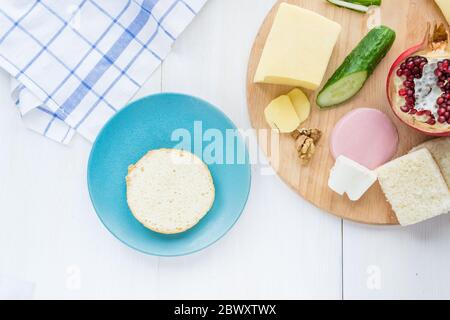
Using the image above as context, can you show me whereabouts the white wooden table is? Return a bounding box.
[1,0,450,300]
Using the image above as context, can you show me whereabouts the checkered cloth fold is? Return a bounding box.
[0,0,207,144]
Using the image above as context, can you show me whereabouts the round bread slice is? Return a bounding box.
[126,149,215,234]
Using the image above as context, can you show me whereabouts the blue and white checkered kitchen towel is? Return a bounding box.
[0,0,207,144]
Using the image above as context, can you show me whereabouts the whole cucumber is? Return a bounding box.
[317,26,396,108]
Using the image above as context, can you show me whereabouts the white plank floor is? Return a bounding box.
[0,0,449,299]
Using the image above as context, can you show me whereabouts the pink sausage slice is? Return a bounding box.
[330,108,399,170]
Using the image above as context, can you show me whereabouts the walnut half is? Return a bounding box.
[291,128,322,165]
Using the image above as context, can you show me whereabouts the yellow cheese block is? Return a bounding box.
[436,0,450,25]
[254,3,341,90]
[287,88,310,124]
[264,95,300,133]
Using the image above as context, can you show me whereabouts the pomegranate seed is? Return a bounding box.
[400,62,407,70]
[407,89,415,96]
[435,69,443,77]
[414,73,421,79]
[407,75,415,81]
[427,118,437,125]
[416,110,431,116]
[420,61,427,69]
[409,109,418,114]
[407,61,415,69]
[438,107,447,115]
[438,98,445,105]
[404,70,411,76]
[406,97,415,104]
[438,80,445,87]
[400,105,410,113]
[445,112,450,119]
[404,80,413,87]
[438,116,447,123]
[399,88,407,96]
[406,57,414,64]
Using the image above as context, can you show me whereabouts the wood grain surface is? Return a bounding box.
[246,0,446,225]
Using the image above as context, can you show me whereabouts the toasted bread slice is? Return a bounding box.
[377,149,450,226]
[411,137,450,188]
[126,149,215,234]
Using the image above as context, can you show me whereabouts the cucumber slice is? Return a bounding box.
[326,0,370,13]
[317,26,396,108]
[327,0,381,13]
[349,0,381,6]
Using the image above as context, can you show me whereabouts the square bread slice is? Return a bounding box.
[410,137,450,188]
[377,148,450,226]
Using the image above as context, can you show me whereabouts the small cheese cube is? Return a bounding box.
[287,88,311,124]
[264,89,311,133]
[254,3,341,90]
[264,95,300,133]
[329,156,377,201]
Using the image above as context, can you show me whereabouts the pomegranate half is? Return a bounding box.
[387,24,450,137]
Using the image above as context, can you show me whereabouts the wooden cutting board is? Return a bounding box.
[246,0,446,225]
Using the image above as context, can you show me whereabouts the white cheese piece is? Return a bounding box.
[328,156,378,201]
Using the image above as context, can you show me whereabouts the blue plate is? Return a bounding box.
[87,93,251,256]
